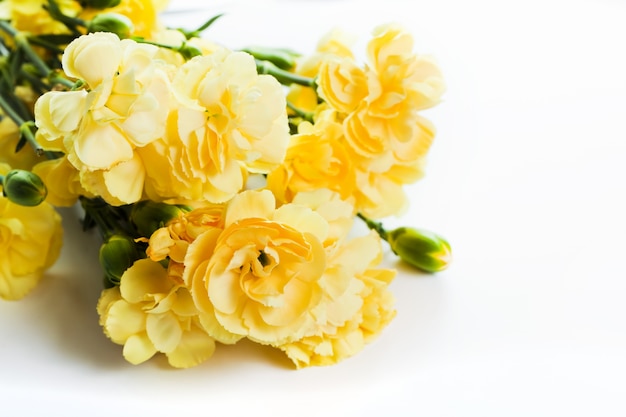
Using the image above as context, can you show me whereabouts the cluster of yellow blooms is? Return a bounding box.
[0,0,448,368]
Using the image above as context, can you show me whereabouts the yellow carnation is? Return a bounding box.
[346,112,435,217]
[267,110,355,205]
[285,28,356,115]
[0,164,63,300]
[278,232,396,368]
[185,189,328,345]
[35,33,173,205]
[146,204,225,265]
[143,49,289,204]
[97,259,216,368]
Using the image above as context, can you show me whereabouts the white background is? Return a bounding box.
[1,0,625,415]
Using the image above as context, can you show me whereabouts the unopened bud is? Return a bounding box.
[81,0,122,9]
[130,201,190,237]
[387,227,452,273]
[99,235,141,286]
[2,169,47,206]
[87,13,134,39]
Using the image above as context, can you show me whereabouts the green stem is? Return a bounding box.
[357,212,389,241]
[19,122,44,156]
[0,94,44,155]
[0,41,9,57]
[14,34,50,77]
[0,20,18,38]
[44,0,86,35]
[0,93,27,128]
[286,101,314,123]
[255,59,316,87]
[132,39,176,50]
[48,70,74,89]
[177,13,224,39]
[19,68,52,95]
[25,36,65,55]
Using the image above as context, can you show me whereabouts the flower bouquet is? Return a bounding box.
[0,0,450,369]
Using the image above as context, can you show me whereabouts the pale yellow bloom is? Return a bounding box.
[0,163,63,300]
[317,24,443,218]
[185,189,328,345]
[346,112,435,217]
[0,0,81,35]
[78,152,146,206]
[35,33,173,205]
[278,232,396,368]
[267,110,355,205]
[97,259,216,368]
[143,49,289,204]
[345,23,444,157]
[144,204,240,345]
[285,24,443,218]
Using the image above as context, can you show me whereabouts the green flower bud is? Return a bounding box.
[130,201,190,238]
[99,234,141,286]
[242,46,299,70]
[2,169,48,206]
[387,227,452,273]
[81,0,122,9]
[87,13,134,39]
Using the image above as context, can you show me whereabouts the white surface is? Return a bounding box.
[2,0,626,415]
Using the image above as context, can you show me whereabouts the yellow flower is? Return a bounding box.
[346,113,435,217]
[267,110,355,205]
[367,24,445,111]
[146,204,225,265]
[0,163,63,300]
[35,33,173,205]
[144,49,289,204]
[344,23,444,158]
[278,232,396,368]
[0,0,81,35]
[185,189,328,345]
[317,57,367,114]
[78,152,146,206]
[285,28,356,114]
[97,259,216,368]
